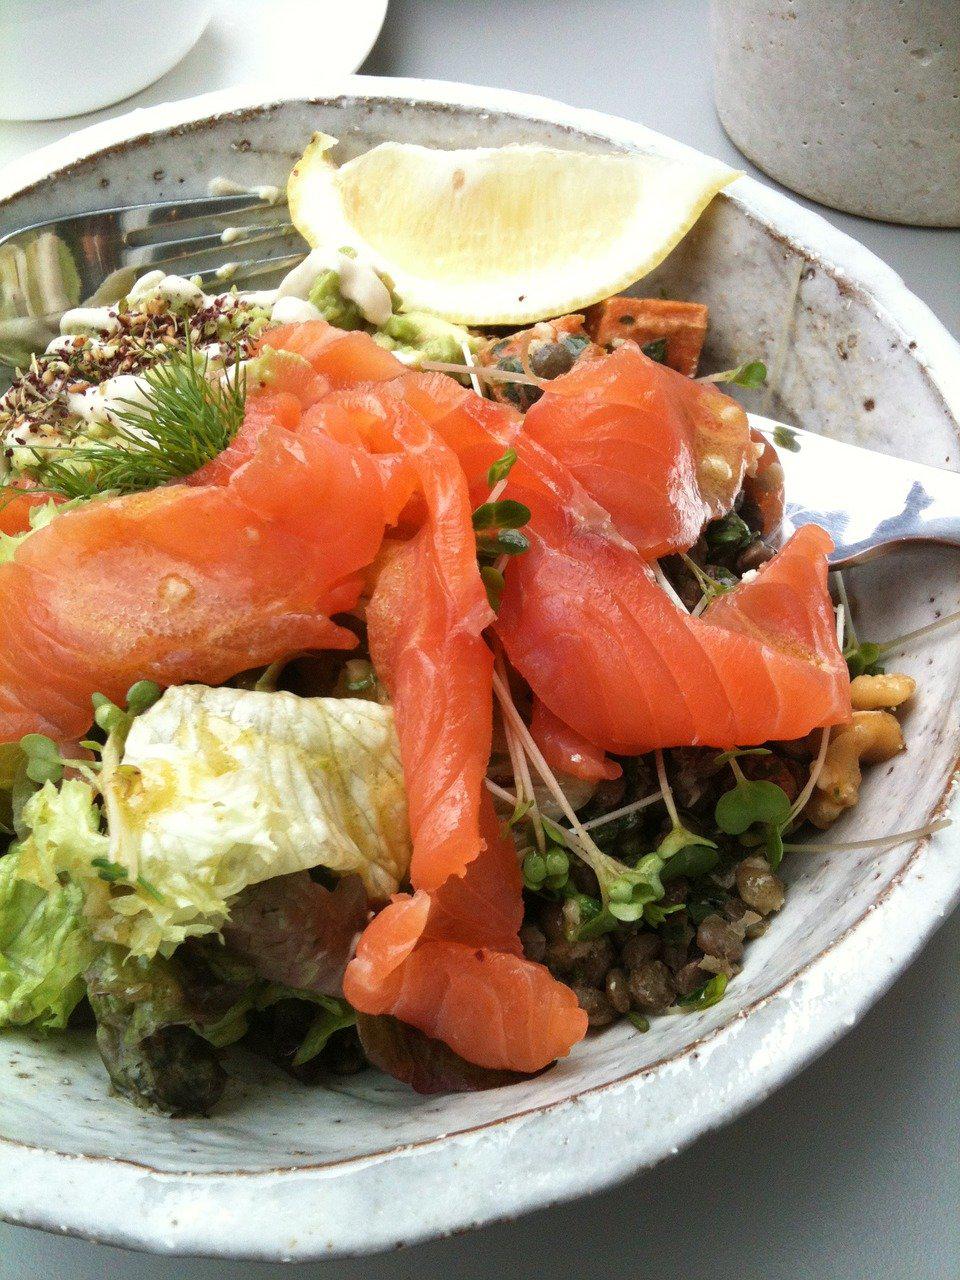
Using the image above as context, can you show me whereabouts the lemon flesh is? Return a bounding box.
[288,134,738,327]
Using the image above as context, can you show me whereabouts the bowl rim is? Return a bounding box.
[1,74,959,1262]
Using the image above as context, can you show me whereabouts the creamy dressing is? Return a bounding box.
[338,253,392,327]
[269,296,323,325]
[67,373,154,432]
[207,176,281,205]
[6,244,396,459]
[270,246,392,326]
[59,306,121,336]
[127,270,205,309]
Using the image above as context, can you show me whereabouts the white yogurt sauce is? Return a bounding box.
[59,306,121,336]
[269,296,323,325]
[67,373,154,432]
[207,176,281,205]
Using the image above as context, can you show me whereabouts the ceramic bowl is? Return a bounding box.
[0,78,959,1262]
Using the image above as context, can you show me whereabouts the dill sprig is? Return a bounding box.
[29,334,246,499]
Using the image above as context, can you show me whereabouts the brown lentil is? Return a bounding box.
[604,967,631,1014]
[627,960,677,1014]
[696,914,745,964]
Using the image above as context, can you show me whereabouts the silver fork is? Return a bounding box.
[750,413,960,567]
[0,195,307,368]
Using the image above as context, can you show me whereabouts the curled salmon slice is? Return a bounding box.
[366,413,494,890]
[530,698,622,782]
[523,344,752,557]
[497,513,850,755]
[344,797,586,1073]
[0,403,386,743]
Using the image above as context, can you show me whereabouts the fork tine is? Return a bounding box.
[124,223,303,274]
[123,200,292,248]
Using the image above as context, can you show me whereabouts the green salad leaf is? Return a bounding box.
[0,847,97,1030]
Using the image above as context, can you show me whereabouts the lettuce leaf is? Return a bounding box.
[103,685,410,956]
[0,847,97,1029]
[223,871,367,998]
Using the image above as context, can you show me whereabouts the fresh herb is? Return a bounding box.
[680,553,735,603]
[125,680,163,716]
[92,680,164,738]
[703,360,767,388]
[90,856,129,884]
[715,778,792,871]
[713,747,772,767]
[772,424,801,452]
[31,334,246,499]
[643,901,684,927]
[660,841,720,882]
[486,449,517,486]
[484,529,530,557]
[641,338,668,364]
[472,499,531,531]
[19,734,65,785]
[678,972,728,1010]
[843,639,885,678]
[481,565,505,611]
[706,511,753,551]
[135,875,164,903]
[626,1011,650,1032]
[564,893,618,941]
[522,846,570,893]
[293,997,357,1067]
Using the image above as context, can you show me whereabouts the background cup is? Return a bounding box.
[710,0,960,227]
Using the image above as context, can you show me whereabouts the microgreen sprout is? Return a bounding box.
[90,856,129,884]
[705,511,754,551]
[699,360,767,389]
[678,973,728,1011]
[481,565,505,610]
[715,774,793,870]
[680,553,735,604]
[772,424,801,452]
[19,733,65,785]
[522,845,570,893]
[471,499,530,531]
[486,449,517,487]
[843,639,884,678]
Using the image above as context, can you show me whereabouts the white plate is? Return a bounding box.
[0,0,388,169]
[0,77,959,1262]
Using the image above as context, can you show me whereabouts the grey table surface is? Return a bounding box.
[1,2,958,1277]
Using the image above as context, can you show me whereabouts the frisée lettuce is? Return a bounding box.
[101,685,410,956]
[0,846,96,1029]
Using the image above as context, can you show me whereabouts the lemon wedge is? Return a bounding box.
[288,133,738,326]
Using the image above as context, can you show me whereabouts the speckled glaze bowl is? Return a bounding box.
[1,78,959,1262]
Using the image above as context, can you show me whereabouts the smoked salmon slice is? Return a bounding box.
[530,698,622,782]
[365,412,495,890]
[522,344,752,557]
[497,514,850,755]
[259,319,405,388]
[0,403,387,742]
[344,796,587,1074]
